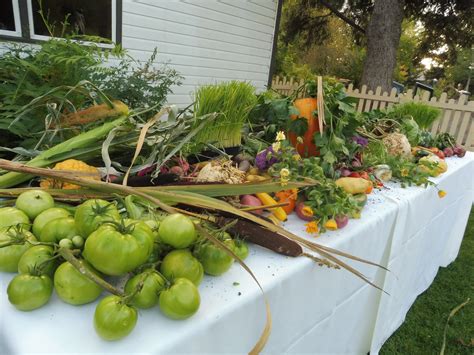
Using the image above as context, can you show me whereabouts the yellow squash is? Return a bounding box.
[335,177,372,195]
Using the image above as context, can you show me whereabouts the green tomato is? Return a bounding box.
[0,227,36,272]
[195,239,235,276]
[72,235,84,248]
[124,269,166,309]
[32,207,70,237]
[59,238,73,249]
[39,217,78,243]
[18,245,56,275]
[159,278,200,320]
[7,273,53,311]
[15,190,55,220]
[158,213,197,249]
[143,219,160,242]
[233,239,249,260]
[0,207,30,231]
[54,260,102,305]
[83,221,154,276]
[74,199,120,238]
[160,249,203,286]
[94,295,137,341]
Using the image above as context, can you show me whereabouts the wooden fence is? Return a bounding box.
[271,76,474,151]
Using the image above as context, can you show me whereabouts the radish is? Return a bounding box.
[335,215,349,229]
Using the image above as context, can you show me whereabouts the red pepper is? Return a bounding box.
[349,172,361,178]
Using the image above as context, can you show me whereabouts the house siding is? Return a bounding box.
[0,0,279,106]
[121,0,278,105]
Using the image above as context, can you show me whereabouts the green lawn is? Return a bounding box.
[380,208,474,354]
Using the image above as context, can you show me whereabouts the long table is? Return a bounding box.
[1,154,473,354]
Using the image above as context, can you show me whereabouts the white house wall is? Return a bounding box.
[121,0,278,106]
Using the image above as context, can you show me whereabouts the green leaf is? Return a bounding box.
[288,117,308,137]
[323,151,336,164]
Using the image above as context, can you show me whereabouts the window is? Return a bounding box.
[0,0,21,37]
[0,0,120,44]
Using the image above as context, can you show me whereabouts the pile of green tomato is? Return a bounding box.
[0,190,249,341]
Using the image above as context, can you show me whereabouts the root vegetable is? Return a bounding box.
[238,160,251,172]
[295,202,313,221]
[335,215,349,229]
[443,147,454,157]
[453,146,466,157]
[382,132,411,158]
[339,168,352,177]
[240,195,263,214]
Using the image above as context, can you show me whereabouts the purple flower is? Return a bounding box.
[351,135,368,147]
[255,146,279,170]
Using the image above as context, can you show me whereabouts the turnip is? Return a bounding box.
[240,195,263,214]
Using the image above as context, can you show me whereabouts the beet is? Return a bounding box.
[453,145,466,158]
[453,146,466,158]
[443,147,454,157]
[295,202,313,221]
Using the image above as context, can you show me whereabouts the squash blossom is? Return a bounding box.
[325,219,338,231]
[275,131,286,142]
[438,190,447,198]
[279,168,290,186]
[305,221,319,234]
[272,141,281,152]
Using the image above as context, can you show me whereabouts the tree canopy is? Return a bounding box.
[278,0,473,93]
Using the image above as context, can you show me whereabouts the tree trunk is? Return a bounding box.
[361,0,404,92]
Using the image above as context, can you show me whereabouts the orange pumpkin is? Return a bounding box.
[288,98,320,157]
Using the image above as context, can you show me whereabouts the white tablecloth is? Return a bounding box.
[1,153,473,354]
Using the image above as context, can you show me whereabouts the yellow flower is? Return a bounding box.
[438,190,447,198]
[272,141,281,152]
[296,136,304,144]
[275,131,286,142]
[280,168,290,178]
[302,206,314,217]
[305,221,319,234]
[400,168,409,177]
[292,154,301,161]
[325,219,338,231]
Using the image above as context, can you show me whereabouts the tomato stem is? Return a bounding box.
[58,247,124,296]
